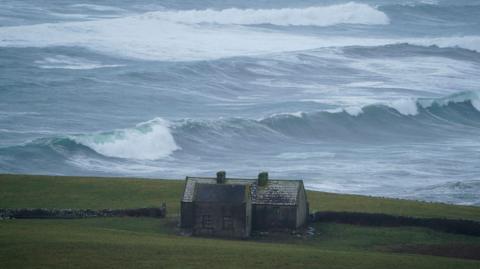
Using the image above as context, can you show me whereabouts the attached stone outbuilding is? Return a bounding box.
[181,171,309,238]
[251,178,308,231]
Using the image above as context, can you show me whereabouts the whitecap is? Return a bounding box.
[72,118,180,160]
[0,4,479,62]
[35,55,123,70]
[266,111,305,119]
[150,3,389,26]
[343,106,364,116]
[277,152,336,160]
[70,4,126,12]
[388,98,419,116]
[66,155,169,174]
[1,16,480,61]
[418,91,480,112]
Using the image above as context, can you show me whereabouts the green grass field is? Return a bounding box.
[1,174,479,268]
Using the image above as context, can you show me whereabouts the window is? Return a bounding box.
[202,215,212,228]
[222,216,233,230]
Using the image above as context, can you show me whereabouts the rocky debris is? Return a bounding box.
[179,229,193,237]
[306,226,316,236]
[290,226,315,238]
[250,227,315,240]
[259,231,269,236]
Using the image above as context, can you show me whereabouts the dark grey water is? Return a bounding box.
[1,0,480,205]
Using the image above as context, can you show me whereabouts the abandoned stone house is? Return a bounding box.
[180,171,309,238]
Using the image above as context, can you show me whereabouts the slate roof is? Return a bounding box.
[182,177,304,206]
[194,183,248,204]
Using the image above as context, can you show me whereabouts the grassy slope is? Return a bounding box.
[0,174,479,269]
[2,174,479,221]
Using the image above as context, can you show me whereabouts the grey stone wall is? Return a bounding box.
[0,206,166,220]
[309,211,480,237]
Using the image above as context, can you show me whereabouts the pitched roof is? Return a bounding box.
[194,183,248,204]
[182,177,304,206]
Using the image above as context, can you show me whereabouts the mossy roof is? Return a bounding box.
[182,177,304,206]
[194,183,248,204]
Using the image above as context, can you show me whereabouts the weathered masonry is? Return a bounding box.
[180,171,309,238]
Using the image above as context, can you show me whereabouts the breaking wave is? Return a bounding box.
[1,92,479,162]
[35,55,122,69]
[2,118,180,162]
[1,2,479,61]
[146,3,389,26]
[339,91,480,117]
[0,118,178,161]
[71,118,179,160]
[172,92,480,146]
[3,120,177,170]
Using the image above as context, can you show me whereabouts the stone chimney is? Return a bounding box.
[258,171,268,186]
[216,171,226,184]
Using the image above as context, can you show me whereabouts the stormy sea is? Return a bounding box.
[1,0,479,206]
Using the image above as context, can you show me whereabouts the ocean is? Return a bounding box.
[1,0,479,205]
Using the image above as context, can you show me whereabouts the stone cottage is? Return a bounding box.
[180,171,309,238]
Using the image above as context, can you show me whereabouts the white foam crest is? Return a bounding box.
[48,13,91,19]
[408,36,480,53]
[66,156,169,174]
[344,106,364,116]
[472,99,480,112]
[147,3,389,26]
[388,98,419,116]
[73,118,180,160]
[266,111,305,119]
[0,6,479,61]
[401,0,439,6]
[420,0,439,5]
[70,4,126,12]
[324,106,364,116]
[419,91,480,111]
[324,99,418,116]
[277,152,336,160]
[35,55,122,70]
[0,16,332,61]
[326,92,480,117]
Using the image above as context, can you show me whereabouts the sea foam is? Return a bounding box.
[419,91,480,111]
[35,55,122,69]
[0,8,479,61]
[72,118,179,160]
[147,2,389,26]
[388,98,419,116]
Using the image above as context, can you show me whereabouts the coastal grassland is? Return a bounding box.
[309,191,480,221]
[0,174,184,213]
[1,218,479,269]
[2,174,479,221]
[0,174,479,269]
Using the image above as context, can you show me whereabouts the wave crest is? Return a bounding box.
[172,92,480,145]
[72,118,179,160]
[2,93,479,163]
[419,91,480,111]
[337,92,480,117]
[1,7,479,61]
[147,3,389,27]
[35,55,122,70]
